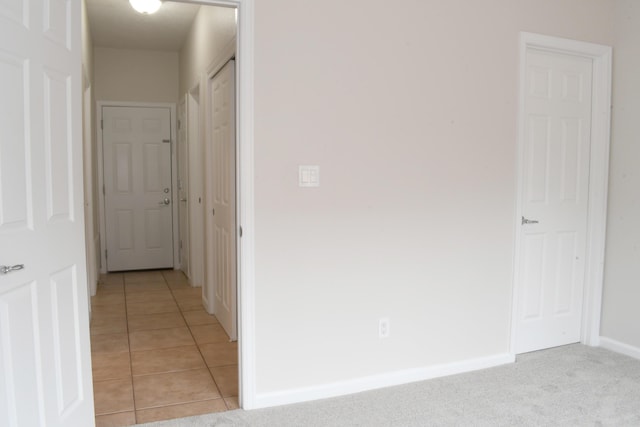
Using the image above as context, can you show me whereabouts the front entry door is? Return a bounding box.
[514,49,593,354]
[0,1,94,425]
[205,60,237,340]
[102,106,174,271]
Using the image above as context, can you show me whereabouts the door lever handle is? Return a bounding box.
[158,198,171,205]
[522,216,539,225]
[1,264,24,275]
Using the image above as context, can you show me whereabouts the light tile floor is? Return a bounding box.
[91,270,238,427]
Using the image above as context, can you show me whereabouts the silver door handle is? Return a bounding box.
[1,264,24,275]
[180,198,187,202]
[158,198,170,205]
[522,216,539,225]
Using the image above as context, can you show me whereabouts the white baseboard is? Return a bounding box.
[599,336,640,360]
[252,352,515,409]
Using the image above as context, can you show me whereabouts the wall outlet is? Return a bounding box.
[379,317,390,339]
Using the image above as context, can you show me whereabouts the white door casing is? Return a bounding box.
[102,105,174,272]
[515,49,592,353]
[178,98,191,277]
[188,87,204,288]
[512,33,612,355]
[205,60,237,340]
[0,1,94,425]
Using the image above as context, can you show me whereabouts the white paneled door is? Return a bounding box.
[206,60,237,340]
[515,49,593,354]
[0,1,94,426]
[102,106,174,271]
[178,98,190,277]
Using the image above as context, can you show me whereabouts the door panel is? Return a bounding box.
[102,106,173,271]
[515,49,593,354]
[206,60,237,340]
[0,1,94,425]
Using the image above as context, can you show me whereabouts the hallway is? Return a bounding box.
[90,270,238,426]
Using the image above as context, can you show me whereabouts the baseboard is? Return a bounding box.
[252,352,515,409]
[599,336,640,360]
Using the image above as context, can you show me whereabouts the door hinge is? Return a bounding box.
[101,119,103,130]
[105,249,108,259]
[179,240,183,249]
[102,184,105,195]
[239,226,243,238]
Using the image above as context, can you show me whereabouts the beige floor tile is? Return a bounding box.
[170,287,202,299]
[92,304,126,318]
[176,296,204,312]
[91,313,127,336]
[189,323,230,345]
[124,271,166,283]
[91,333,129,355]
[95,283,125,295]
[135,398,227,424]
[100,273,124,285]
[129,327,194,351]
[131,346,205,376]
[126,290,174,304]
[95,411,136,427]
[92,352,131,381]
[126,299,179,316]
[125,282,169,293]
[199,342,238,367]
[182,309,218,326]
[210,365,238,397]
[93,378,134,415]
[132,369,220,409]
[224,396,240,410]
[92,293,125,306]
[127,312,186,332]
[166,280,192,290]
[161,270,188,282]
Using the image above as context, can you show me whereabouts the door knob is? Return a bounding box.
[158,198,170,205]
[521,216,539,225]
[1,264,24,275]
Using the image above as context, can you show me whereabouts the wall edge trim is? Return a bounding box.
[253,352,515,409]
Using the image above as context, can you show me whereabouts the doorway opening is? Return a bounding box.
[511,32,612,356]
[84,0,254,422]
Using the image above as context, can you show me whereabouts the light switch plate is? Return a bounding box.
[299,165,320,187]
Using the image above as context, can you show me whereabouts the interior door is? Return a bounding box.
[0,1,94,426]
[205,60,237,340]
[514,49,593,354]
[178,98,190,277]
[102,106,174,271]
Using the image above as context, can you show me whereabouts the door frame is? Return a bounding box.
[96,101,179,273]
[203,37,236,317]
[510,32,612,355]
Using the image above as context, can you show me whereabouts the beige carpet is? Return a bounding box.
[138,344,640,426]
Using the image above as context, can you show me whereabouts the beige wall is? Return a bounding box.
[601,0,640,349]
[179,6,236,95]
[251,0,615,395]
[94,47,179,103]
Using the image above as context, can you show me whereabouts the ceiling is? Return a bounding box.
[86,0,202,51]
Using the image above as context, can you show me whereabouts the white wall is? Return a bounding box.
[601,0,640,350]
[94,47,179,103]
[178,5,236,287]
[251,0,615,396]
[179,6,236,95]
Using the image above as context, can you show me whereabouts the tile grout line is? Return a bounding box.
[168,274,231,410]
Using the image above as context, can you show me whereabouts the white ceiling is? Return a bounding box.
[86,0,202,51]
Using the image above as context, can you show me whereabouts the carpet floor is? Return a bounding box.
[137,344,640,426]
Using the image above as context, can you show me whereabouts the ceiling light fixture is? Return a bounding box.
[129,0,162,14]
